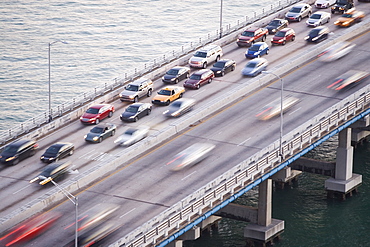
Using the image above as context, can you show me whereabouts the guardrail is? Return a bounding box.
[0,0,302,146]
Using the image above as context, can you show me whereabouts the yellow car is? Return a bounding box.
[152,86,185,105]
[334,9,365,27]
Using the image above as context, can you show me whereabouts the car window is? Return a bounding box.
[126,84,139,91]
[241,31,254,37]
[158,89,171,96]
[310,14,321,19]
[246,62,257,68]
[86,108,99,114]
[249,45,260,51]
[91,127,104,134]
[167,69,179,75]
[275,31,286,37]
[194,51,207,58]
[290,7,301,13]
[126,106,139,113]
[190,74,201,80]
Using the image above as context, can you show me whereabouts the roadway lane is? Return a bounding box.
[1,2,370,245]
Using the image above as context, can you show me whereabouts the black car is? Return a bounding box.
[304,26,330,43]
[120,103,152,122]
[162,66,190,84]
[29,161,71,185]
[210,59,236,77]
[331,0,354,14]
[40,142,74,163]
[0,139,38,165]
[265,18,289,34]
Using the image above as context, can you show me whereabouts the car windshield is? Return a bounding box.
[246,62,257,68]
[337,0,348,4]
[194,51,207,58]
[86,108,99,114]
[124,128,137,136]
[289,7,301,13]
[158,89,171,96]
[310,14,321,19]
[275,31,286,37]
[309,29,321,36]
[189,74,201,80]
[213,61,226,68]
[171,101,182,108]
[2,145,18,154]
[45,146,61,155]
[341,14,352,18]
[249,45,261,51]
[268,20,280,26]
[91,127,104,134]
[166,69,179,75]
[125,84,139,91]
[126,106,139,113]
[241,31,254,37]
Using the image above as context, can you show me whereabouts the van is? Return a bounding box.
[188,44,223,69]
[119,78,154,102]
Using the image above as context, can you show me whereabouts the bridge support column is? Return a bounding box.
[325,128,362,199]
[271,166,302,189]
[244,179,284,246]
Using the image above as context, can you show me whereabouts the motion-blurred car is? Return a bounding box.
[318,41,356,62]
[30,161,71,185]
[152,86,185,106]
[256,96,300,120]
[119,78,153,102]
[315,0,336,8]
[75,223,120,247]
[271,28,296,45]
[265,18,288,34]
[40,142,74,163]
[210,59,236,77]
[162,66,190,84]
[331,0,354,14]
[306,11,331,27]
[285,3,312,22]
[120,103,152,122]
[163,98,196,117]
[0,139,38,165]
[80,104,115,125]
[84,123,117,143]
[183,69,214,89]
[0,212,61,246]
[77,203,120,232]
[166,143,215,171]
[241,58,268,77]
[236,27,268,47]
[327,70,369,90]
[245,42,269,59]
[114,126,149,146]
[304,26,330,43]
[334,9,365,27]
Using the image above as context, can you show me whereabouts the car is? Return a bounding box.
[163,98,196,118]
[315,0,336,8]
[331,0,354,14]
[0,139,38,165]
[77,204,119,232]
[40,142,74,163]
[265,19,289,34]
[304,26,330,43]
[236,27,268,47]
[118,78,153,102]
[334,9,365,27]
[256,96,300,120]
[241,58,268,77]
[80,104,114,125]
[166,143,215,171]
[120,102,152,122]
[306,11,331,27]
[285,3,312,22]
[245,42,269,59]
[151,86,185,106]
[188,44,223,69]
[162,66,190,84]
[114,126,149,146]
[210,59,236,77]
[271,28,296,45]
[327,70,369,90]
[84,123,117,143]
[29,161,71,185]
[183,69,215,89]
[318,41,356,62]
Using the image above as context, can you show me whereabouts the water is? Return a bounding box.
[1,1,369,247]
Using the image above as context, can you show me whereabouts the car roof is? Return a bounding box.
[279,27,293,32]
[130,77,151,85]
[89,104,109,109]
[8,139,34,148]
[130,102,146,107]
[292,3,309,7]
[244,27,260,32]
[249,57,267,63]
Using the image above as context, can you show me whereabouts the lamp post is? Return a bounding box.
[40,176,78,247]
[219,0,223,38]
[262,71,284,160]
[48,40,67,122]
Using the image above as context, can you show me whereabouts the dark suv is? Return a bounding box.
[0,139,38,165]
[331,0,354,14]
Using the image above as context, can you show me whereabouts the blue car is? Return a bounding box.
[245,42,269,59]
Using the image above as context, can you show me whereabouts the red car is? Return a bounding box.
[80,104,115,124]
[183,69,214,89]
[236,27,268,47]
[271,28,296,45]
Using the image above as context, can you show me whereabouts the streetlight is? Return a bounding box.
[48,40,68,122]
[262,71,283,161]
[40,176,78,247]
[219,0,223,38]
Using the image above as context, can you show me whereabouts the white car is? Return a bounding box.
[163,98,196,118]
[315,0,336,8]
[114,126,149,146]
[306,11,331,27]
[318,41,356,62]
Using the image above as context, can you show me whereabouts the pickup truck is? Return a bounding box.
[236,27,268,47]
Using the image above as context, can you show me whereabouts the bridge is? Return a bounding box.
[0,1,369,246]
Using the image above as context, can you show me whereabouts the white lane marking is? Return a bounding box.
[181,171,197,181]
[192,89,206,97]
[238,137,251,146]
[79,149,96,159]
[120,208,137,218]
[288,107,301,116]
[13,184,31,194]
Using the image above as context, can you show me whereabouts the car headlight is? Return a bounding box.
[129,116,135,118]
[93,136,99,141]
[84,135,87,139]
[170,78,176,81]
[272,29,276,33]
[343,21,350,25]
[216,71,222,74]
[312,37,319,41]
[6,156,16,161]
[304,36,309,40]
[339,7,344,10]
[129,95,134,99]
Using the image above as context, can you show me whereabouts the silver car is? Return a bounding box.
[285,3,312,22]
[114,126,149,146]
[241,58,268,77]
[163,98,196,118]
[119,78,153,102]
[306,11,331,27]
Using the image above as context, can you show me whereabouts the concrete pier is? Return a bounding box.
[271,166,302,189]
